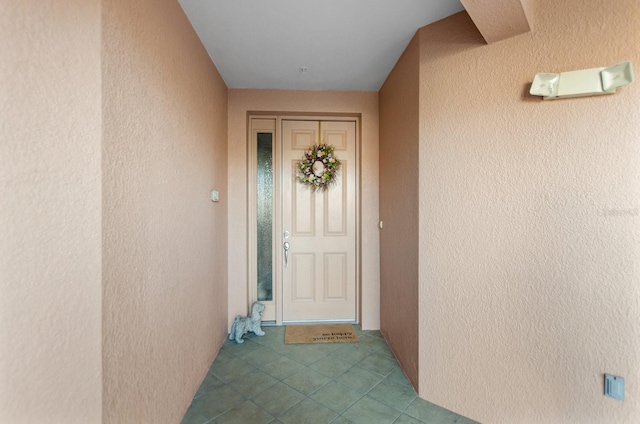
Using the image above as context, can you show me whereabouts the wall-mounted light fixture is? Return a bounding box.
[530,61,633,100]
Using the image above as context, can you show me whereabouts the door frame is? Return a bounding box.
[247,113,362,326]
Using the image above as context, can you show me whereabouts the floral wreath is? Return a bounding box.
[296,144,341,191]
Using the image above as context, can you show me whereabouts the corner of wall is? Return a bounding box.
[378,33,421,390]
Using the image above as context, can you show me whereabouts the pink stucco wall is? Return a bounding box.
[409,1,638,422]
[102,0,228,422]
[1,0,103,421]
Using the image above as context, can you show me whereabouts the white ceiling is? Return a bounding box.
[178,0,465,92]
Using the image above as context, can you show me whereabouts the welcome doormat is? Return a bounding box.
[284,324,359,344]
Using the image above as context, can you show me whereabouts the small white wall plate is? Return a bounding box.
[604,374,624,401]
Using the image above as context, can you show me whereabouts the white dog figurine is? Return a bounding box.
[229,302,265,344]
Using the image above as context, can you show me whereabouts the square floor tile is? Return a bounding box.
[329,417,354,424]
[404,398,458,423]
[357,335,386,352]
[357,352,400,377]
[393,414,424,424]
[229,369,278,398]
[268,342,296,355]
[211,348,237,364]
[192,386,245,420]
[335,366,384,394]
[386,368,413,387]
[374,344,396,360]
[278,398,338,424]
[212,400,273,424]
[251,382,306,417]
[367,379,416,411]
[341,395,401,423]
[331,344,372,365]
[308,356,354,378]
[242,345,282,368]
[250,332,285,347]
[257,356,305,380]
[282,367,332,395]
[308,342,344,354]
[310,381,363,414]
[209,357,256,382]
[180,404,208,424]
[282,345,329,365]
[194,374,225,398]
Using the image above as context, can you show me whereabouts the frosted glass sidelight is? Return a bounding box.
[256,133,273,301]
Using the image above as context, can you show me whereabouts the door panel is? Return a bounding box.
[324,253,347,300]
[282,120,356,322]
[291,163,315,236]
[291,253,315,300]
[325,163,348,235]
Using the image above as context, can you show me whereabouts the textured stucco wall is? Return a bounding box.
[416,1,640,423]
[378,35,420,390]
[460,0,532,43]
[102,0,228,422]
[227,89,380,330]
[0,0,103,422]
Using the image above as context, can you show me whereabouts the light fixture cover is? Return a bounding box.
[530,73,560,97]
[530,61,633,100]
[601,61,634,92]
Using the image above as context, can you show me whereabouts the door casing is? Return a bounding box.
[247,114,361,326]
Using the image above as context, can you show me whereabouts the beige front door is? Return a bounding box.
[281,120,357,322]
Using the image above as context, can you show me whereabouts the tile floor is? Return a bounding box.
[181,326,479,424]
